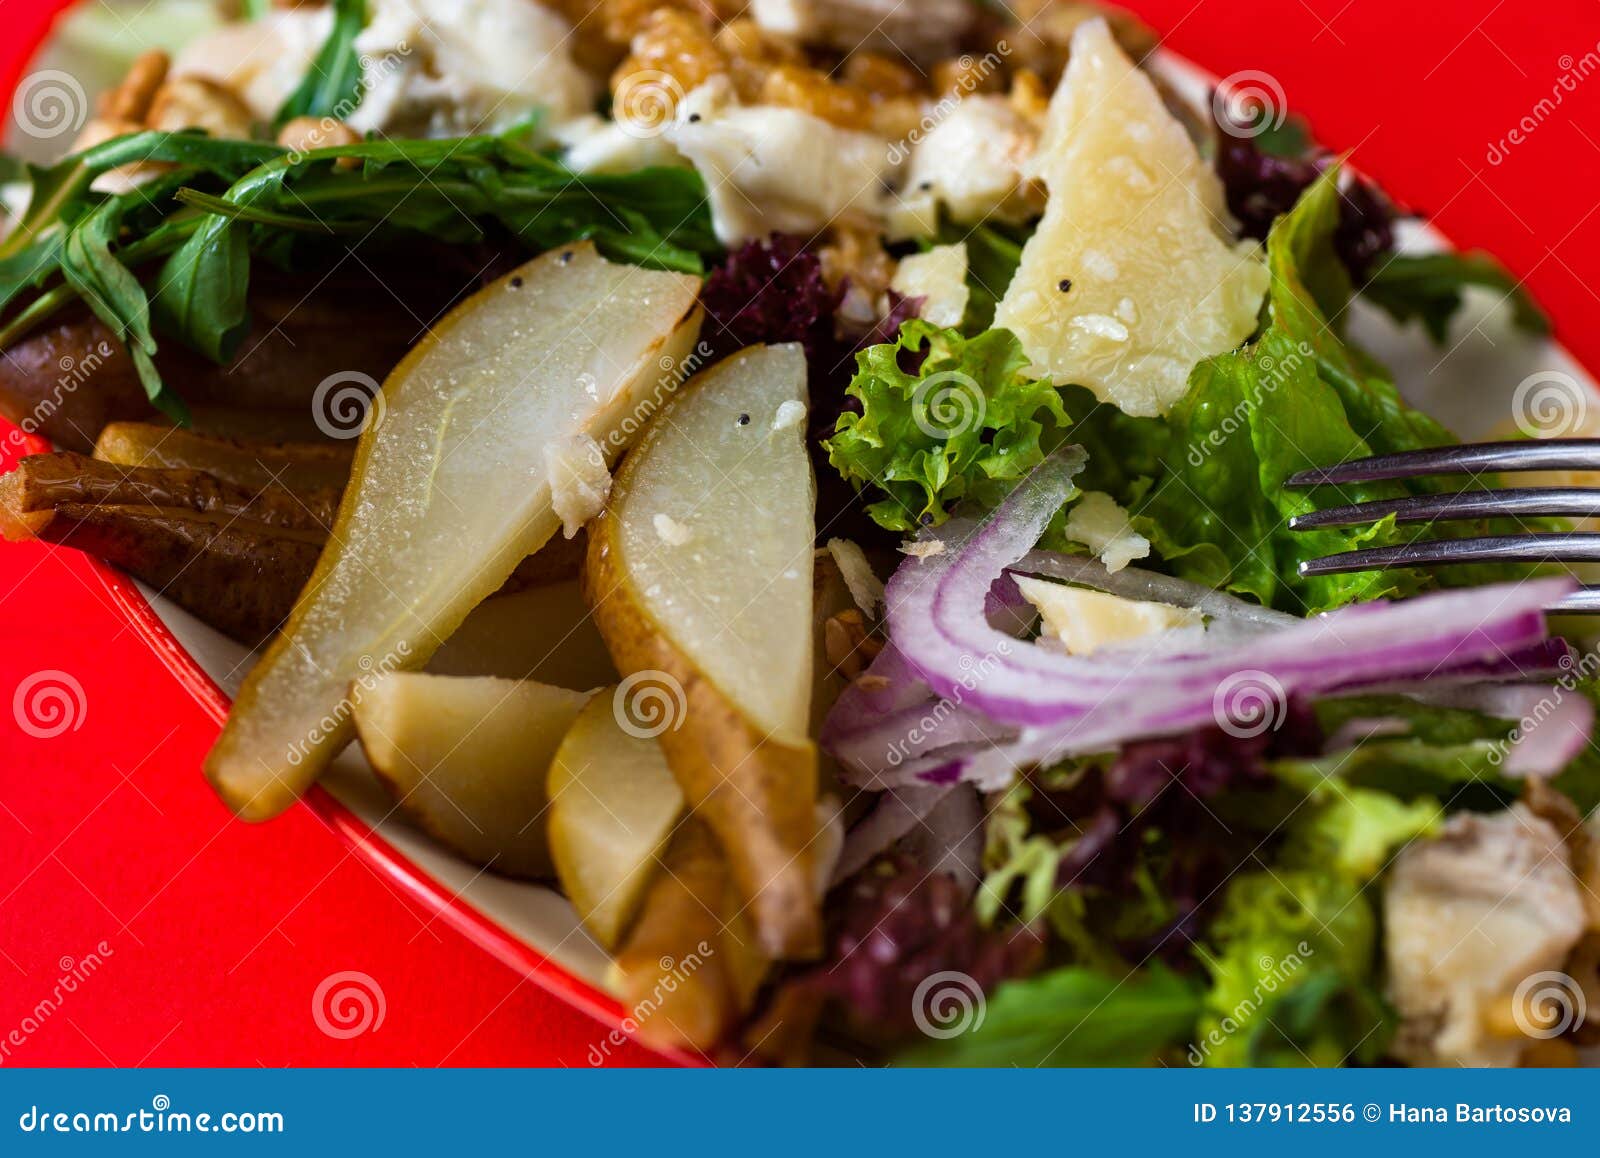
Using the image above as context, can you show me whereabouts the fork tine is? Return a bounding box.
[1288,487,1600,529]
[1285,439,1600,487]
[1548,588,1600,614]
[1298,533,1600,575]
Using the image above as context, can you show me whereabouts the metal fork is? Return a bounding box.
[1284,438,1600,614]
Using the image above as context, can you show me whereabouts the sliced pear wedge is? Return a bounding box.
[206,244,701,820]
[427,579,617,688]
[546,694,684,950]
[586,343,822,958]
[352,673,594,879]
[609,818,769,1052]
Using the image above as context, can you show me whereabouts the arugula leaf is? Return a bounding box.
[898,964,1201,1067]
[0,133,281,320]
[0,130,721,413]
[275,0,368,126]
[1362,250,1549,343]
[56,196,181,420]
[824,321,1072,531]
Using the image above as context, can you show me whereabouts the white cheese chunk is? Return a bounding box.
[1384,807,1586,1067]
[888,95,1041,238]
[1014,577,1201,656]
[1064,491,1150,574]
[547,433,612,540]
[890,244,970,329]
[668,78,900,245]
[994,19,1268,417]
[347,0,597,139]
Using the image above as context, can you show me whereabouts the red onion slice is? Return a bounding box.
[857,447,1578,789]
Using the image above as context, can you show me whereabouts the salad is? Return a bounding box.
[0,0,1595,1068]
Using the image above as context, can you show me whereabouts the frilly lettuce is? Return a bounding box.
[1195,788,1437,1067]
[823,320,1071,532]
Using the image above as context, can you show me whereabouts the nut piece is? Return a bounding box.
[276,115,362,159]
[70,116,170,194]
[100,50,170,122]
[147,76,255,140]
[822,608,882,680]
[613,7,728,103]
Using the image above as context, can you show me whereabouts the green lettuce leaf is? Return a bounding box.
[824,321,1072,532]
[1363,251,1548,344]
[1194,785,1434,1067]
[1089,169,1552,612]
[898,963,1202,1067]
[1290,688,1600,814]
[930,218,1030,333]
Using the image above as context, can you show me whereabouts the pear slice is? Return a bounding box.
[352,673,593,879]
[994,18,1268,416]
[608,818,769,1052]
[206,243,701,820]
[427,579,617,689]
[585,343,822,958]
[546,694,684,950]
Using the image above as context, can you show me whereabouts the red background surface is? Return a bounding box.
[0,0,1596,1066]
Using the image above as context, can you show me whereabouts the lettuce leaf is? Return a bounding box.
[1091,169,1549,612]
[823,321,1072,532]
[1194,788,1432,1067]
[898,963,1201,1067]
[930,218,1030,333]
[1364,251,1548,344]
